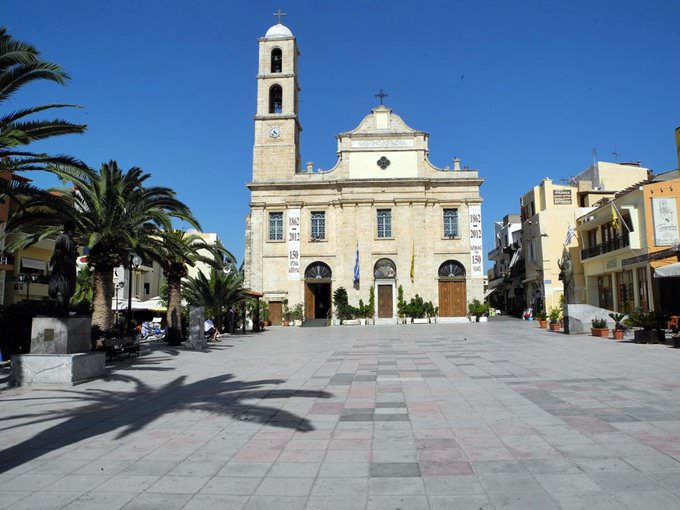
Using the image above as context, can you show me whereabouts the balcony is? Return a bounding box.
[581,234,630,260]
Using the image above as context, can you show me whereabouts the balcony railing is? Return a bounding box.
[581,234,630,260]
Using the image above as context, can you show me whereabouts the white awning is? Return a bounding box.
[654,262,680,278]
[484,287,497,298]
[21,258,46,270]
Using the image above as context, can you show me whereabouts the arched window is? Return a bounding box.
[269,85,282,114]
[270,48,282,73]
[374,258,396,279]
[438,260,466,279]
[304,261,332,280]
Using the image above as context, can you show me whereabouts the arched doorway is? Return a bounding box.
[304,262,332,320]
[374,258,396,318]
[438,260,466,317]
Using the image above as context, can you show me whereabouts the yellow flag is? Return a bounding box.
[410,240,415,283]
[611,203,619,230]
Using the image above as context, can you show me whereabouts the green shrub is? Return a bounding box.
[591,317,607,328]
[548,307,562,324]
[624,311,658,331]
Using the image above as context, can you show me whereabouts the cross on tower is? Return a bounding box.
[612,146,621,162]
[375,89,388,105]
[273,9,287,23]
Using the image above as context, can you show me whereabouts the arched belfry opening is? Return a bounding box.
[438,260,467,317]
[304,262,332,321]
[271,48,282,73]
[269,84,282,114]
[374,258,396,319]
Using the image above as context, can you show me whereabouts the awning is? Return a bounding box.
[654,262,680,278]
[112,296,167,311]
[484,287,497,298]
[21,258,46,270]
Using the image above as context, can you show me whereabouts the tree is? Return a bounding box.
[154,230,234,345]
[0,26,86,174]
[182,267,244,328]
[71,265,94,312]
[7,161,198,331]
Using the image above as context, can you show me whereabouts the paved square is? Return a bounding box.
[2,318,680,509]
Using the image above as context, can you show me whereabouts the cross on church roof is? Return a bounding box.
[273,9,287,23]
[375,89,388,105]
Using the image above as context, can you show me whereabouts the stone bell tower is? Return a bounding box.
[252,11,301,180]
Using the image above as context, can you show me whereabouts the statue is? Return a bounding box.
[557,249,574,305]
[48,221,77,316]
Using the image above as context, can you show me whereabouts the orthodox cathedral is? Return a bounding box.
[244,16,484,324]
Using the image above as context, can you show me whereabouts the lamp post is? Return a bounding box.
[17,273,39,300]
[125,253,143,335]
[114,281,125,329]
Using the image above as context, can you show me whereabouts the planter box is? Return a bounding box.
[634,330,660,343]
[673,336,680,349]
[479,316,488,323]
[412,318,429,324]
[342,319,360,326]
[591,327,609,337]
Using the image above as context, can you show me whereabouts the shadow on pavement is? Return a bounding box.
[0,373,333,474]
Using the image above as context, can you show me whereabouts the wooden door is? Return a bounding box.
[269,302,282,326]
[439,280,466,316]
[378,284,393,318]
[304,283,315,320]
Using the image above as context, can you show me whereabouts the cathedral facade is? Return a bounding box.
[244,20,485,324]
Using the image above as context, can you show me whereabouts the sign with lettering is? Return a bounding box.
[553,189,573,205]
[287,208,301,280]
[652,198,679,246]
[469,205,484,277]
[352,139,414,148]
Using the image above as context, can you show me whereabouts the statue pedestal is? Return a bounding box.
[11,316,104,386]
[11,352,106,386]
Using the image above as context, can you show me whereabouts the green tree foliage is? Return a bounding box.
[182,267,244,328]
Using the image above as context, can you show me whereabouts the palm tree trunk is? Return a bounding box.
[92,266,114,332]
[166,275,183,346]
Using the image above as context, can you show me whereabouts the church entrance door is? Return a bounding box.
[269,302,283,326]
[378,284,393,318]
[305,282,331,320]
[439,280,466,316]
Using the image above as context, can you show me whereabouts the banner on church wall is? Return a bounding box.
[469,205,484,277]
[287,208,301,280]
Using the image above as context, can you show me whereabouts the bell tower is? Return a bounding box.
[252,11,301,181]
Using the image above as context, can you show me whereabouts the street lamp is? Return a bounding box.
[16,273,39,300]
[125,253,143,335]
[114,281,125,329]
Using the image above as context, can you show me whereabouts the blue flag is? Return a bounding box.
[353,246,360,284]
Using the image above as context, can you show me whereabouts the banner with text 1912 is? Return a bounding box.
[287,208,301,280]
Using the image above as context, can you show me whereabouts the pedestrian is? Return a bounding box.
[204,317,220,342]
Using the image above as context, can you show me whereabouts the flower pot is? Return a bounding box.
[591,327,609,338]
[282,320,289,327]
[673,336,680,349]
[538,320,548,329]
[634,330,659,343]
[549,322,561,331]
[613,329,625,340]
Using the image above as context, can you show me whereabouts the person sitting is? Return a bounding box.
[204,317,220,342]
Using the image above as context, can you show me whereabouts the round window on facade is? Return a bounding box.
[304,261,332,280]
[374,258,396,279]
[438,260,466,279]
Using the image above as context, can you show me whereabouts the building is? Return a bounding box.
[576,170,680,314]
[487,214,523,315]
[243,19,485,325]
[519,162,649,313]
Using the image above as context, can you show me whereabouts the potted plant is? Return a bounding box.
[468,299,489,323]
[591,317,609,337]
[609,312,626,340]
[282,299,290,326]
[548,307,562,331]
[536,312,548,329]
[291,303,304,326]
[624,311,660,343]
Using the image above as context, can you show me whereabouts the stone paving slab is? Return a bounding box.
[2,319,680,508]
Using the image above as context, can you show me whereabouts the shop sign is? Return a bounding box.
[652,197,679,246]
[553,189,573,205]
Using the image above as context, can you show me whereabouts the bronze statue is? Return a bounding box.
[48,221,77,315]
[557,249,574,305]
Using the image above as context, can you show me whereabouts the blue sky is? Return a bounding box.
[5,0,680,269]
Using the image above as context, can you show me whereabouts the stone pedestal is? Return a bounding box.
[11,352,105,386]
[565,304,614,334]
[30,316,91,354]
[187,306,207,350]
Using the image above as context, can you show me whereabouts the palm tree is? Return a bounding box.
[154,230,235,345]
[0,26,86,173]
[182,266,244,328]
[7,161,198,331]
